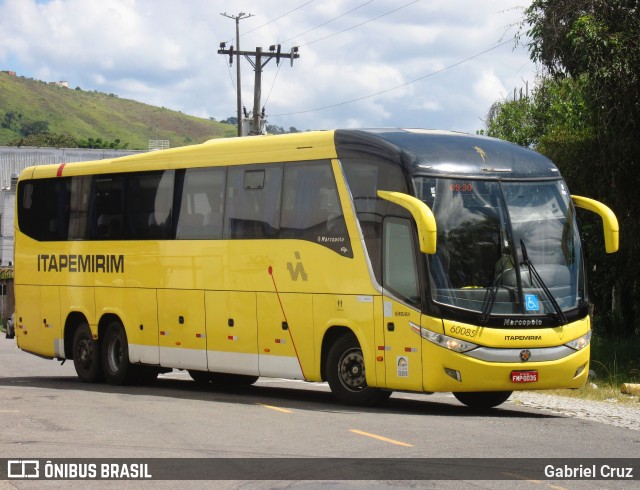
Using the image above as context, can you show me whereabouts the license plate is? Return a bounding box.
[511,370,538,383]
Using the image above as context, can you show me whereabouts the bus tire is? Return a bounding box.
[453,391,512,409]
[135,366,160,385]
[72,323,103,383]
[326,333,391,406]
[101,321,136,386]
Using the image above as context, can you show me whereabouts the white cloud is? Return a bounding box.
[0,0,536,135]
[474,69,509,107]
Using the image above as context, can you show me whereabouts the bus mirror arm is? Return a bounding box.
[377,190,437,254]
[571,195,619,254]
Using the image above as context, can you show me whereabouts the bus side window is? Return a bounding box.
[68,176,91,240]
[92,175,124,239]
[120,170,175,240]
[342,159,408,281]
[17,178,71,241]
[177,167,226,239]
[281,161,336,236]
[383,217,420,305]
[223,165,282,239]
[280,161,349,254]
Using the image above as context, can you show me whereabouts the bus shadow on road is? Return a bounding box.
[0,374,557,420]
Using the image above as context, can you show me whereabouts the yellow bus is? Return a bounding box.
[13,129,619,408]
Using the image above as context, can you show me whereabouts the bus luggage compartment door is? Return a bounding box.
[205,291,259,376]
[14,285,62,358]
[157,289,207,370]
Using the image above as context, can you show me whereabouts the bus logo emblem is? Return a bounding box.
[520,350,531,362]
[287,252,308,281]
[474,146,487,162]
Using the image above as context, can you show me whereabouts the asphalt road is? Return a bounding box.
[0,336,638,489]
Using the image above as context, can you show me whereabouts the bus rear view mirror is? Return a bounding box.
[377,190,437,254]
[572,195,619,253]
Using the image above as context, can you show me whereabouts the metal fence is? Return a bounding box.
[0,147,144,188]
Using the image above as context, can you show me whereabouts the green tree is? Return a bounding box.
[516,0,640,335]
[19,120,49,137]
[1,111,22,130]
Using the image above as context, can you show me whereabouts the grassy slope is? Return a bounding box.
[0,73,236,149]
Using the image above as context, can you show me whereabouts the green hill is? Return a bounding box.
[0,72,236,149]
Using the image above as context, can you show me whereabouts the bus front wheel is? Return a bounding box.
[101,321,137,385]
[326,333,391,406]
[72,323,103,383]
[453,391,513,409]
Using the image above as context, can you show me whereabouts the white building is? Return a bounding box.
[0,147,144,266]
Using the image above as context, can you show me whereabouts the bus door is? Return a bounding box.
[380,216,423,391]
[157,289,207,370]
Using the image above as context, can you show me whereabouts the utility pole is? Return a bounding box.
[219,39,300,135]
[220,12,253,137]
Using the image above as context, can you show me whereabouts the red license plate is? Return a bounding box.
[511,370,538,383]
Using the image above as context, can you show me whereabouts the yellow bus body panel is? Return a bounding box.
[422,316,591,392]
[13,130,596,397]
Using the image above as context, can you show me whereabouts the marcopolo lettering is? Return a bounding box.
[37,254,124,273]
[503,318,543,327]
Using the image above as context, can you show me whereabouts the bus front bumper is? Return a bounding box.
[422,342,590,393]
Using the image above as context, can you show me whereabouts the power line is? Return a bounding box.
[280,0,374,45]
[264,61,284,108]
[271,37,516,117]
[302,0,420,47]
[261,0,375,117]
[243,0,315,37]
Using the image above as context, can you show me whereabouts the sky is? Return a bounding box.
[0,0,537,134]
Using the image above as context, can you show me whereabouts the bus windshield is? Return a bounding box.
[414,177,585,324]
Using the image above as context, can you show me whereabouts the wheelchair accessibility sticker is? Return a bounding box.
[525,294,540,312]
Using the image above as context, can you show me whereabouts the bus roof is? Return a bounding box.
[20,129,559,181]
[334,128,560,180]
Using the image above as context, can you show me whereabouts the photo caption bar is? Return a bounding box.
[1,458,638,481]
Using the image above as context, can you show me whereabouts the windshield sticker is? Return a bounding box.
[525,294,540,312]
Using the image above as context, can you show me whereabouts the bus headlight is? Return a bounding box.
[417,327,478,353]
[564,331,592,351]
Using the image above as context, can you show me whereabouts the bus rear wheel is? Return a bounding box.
[72,323,103,383]
[101,321,137,385]
[453,391,512,409]
[326,333,391,406]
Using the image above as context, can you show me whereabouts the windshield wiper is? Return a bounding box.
[480,255,510,325]
[520,240,568,325]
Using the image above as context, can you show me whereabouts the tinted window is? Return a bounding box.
[18,178,71,241]
[127,171,174,239]
[281,161,351,256]
[177,168,226,239]
[383,217,420,305]
[224,165,282,239]
[342,159,408,281]
[93,175,125,239]
[68,176,91,239]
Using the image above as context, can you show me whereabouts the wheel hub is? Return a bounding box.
[339,350,366,390]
